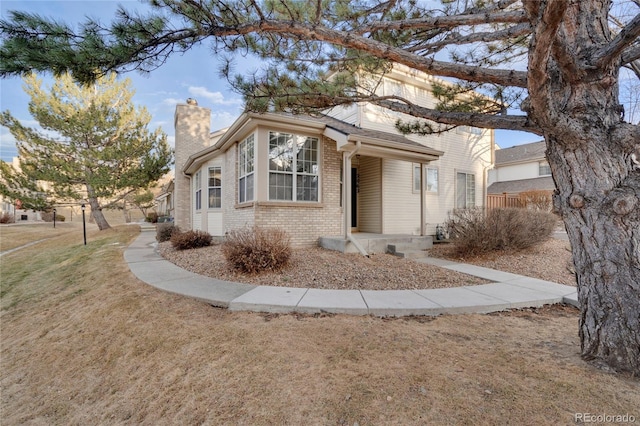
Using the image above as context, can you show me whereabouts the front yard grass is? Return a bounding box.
[1,225,638,424]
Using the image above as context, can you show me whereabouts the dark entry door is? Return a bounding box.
[351,167,358,228]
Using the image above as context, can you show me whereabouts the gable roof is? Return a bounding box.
[182,112,443,174]
[495,141,546,165]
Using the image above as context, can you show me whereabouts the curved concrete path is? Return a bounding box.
[125,229,578,317]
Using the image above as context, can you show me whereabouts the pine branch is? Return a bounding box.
[594,13,640,69]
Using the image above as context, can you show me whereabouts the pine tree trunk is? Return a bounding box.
[85,184,111,231]
[525,0,640,374]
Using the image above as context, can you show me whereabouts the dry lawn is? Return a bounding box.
[0,222,83,252]
[1,226,638,425]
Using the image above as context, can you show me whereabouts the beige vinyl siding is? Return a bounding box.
[357,156,382,233]
[382,159,421,234]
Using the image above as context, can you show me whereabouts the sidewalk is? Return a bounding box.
[125,229,579,317]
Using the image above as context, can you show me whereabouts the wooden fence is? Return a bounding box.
[486,193,523,209]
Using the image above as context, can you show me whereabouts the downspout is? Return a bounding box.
[344,141,368,256]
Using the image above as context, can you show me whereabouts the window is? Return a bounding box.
[194,171,202,210]
[208,167,222,208]
[238,135,254,203]
[426,168,438,193]
[539,161,551,176]
[456,126,483,135]
[413,164,421,192]
[268,132,319,201]
[456,172,476,208]
[413,165,439,193]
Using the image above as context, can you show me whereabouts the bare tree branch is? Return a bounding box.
[360,10,528,33]
[594,12,640,68]
[409,22,531,53]
[375,99,541,134]
[210,20,528,87]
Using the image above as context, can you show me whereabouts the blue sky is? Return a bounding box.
[0,1,541,163]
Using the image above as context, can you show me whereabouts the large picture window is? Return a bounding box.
[456,172,476,208]
[238,135,254,203]
[208,167,222,208]
[268,132,319,202]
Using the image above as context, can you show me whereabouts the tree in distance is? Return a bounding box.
[1,0,638,374]
[0,73,173,230]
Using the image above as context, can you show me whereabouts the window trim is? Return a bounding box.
[194,171,202,211]
[208,166,222,209]
[538,161,552,176]
[268,131,320,202]
[456,171,476,208]
[412,164,439,194]
[238,135,255,204]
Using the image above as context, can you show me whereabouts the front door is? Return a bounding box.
[351,167,358,229]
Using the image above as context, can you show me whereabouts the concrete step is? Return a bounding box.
[391,249,429,259]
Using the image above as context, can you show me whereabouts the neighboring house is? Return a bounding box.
[174,65,494,252]
[487,141,556,195]
[0,157,42,222]
[155,179,175,218]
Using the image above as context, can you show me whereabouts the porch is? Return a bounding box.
[318,233,433,255]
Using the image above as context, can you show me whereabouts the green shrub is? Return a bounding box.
[56,214,66,222]
[0,212,14,223]
[156,223,179,242]
[446,207,557,256]
[170,229,213,250]
[146,212,159,223]
[222,227,291,274]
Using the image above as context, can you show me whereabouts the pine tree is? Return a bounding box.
[0,73,173,230]
[1,0,639,374]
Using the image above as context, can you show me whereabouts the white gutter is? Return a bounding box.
[343,141,368,257]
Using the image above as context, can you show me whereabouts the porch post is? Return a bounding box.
[420,163,425,236]
[343,152,352,238]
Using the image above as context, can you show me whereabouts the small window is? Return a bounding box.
[194,171,202,211]
[426,168,438,193]
[413,165,439,194]
[539,161,551,176]
[456,126,483,135]
[208,167,222,208]
[456,172,476,208]
[238,135,255,203]
[413,164,421,192]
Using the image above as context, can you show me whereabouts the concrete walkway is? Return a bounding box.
[125,229,579,317]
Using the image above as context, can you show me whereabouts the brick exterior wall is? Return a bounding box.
[253,137,343,247]
[174,103,211,230]
[223,145,256,232]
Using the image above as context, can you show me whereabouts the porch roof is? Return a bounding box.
[182,112,443,174]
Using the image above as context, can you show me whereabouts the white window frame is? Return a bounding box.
[413,164,439,194]
[426,167,439,194]
[539,161,552,176]
[194,171,202,211]
[456,171,476,208]
[238,135,255,204]
[208,166,222,209]
[268,131,320,202]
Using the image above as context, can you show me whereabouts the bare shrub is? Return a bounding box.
[446,207,557,256]
[0,212,14,223]
[520,190,554,211]
[222,227,291,274]
[170,229,212,250]
[156,223,179,242]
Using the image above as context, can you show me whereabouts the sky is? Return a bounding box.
[0,0,542,164]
